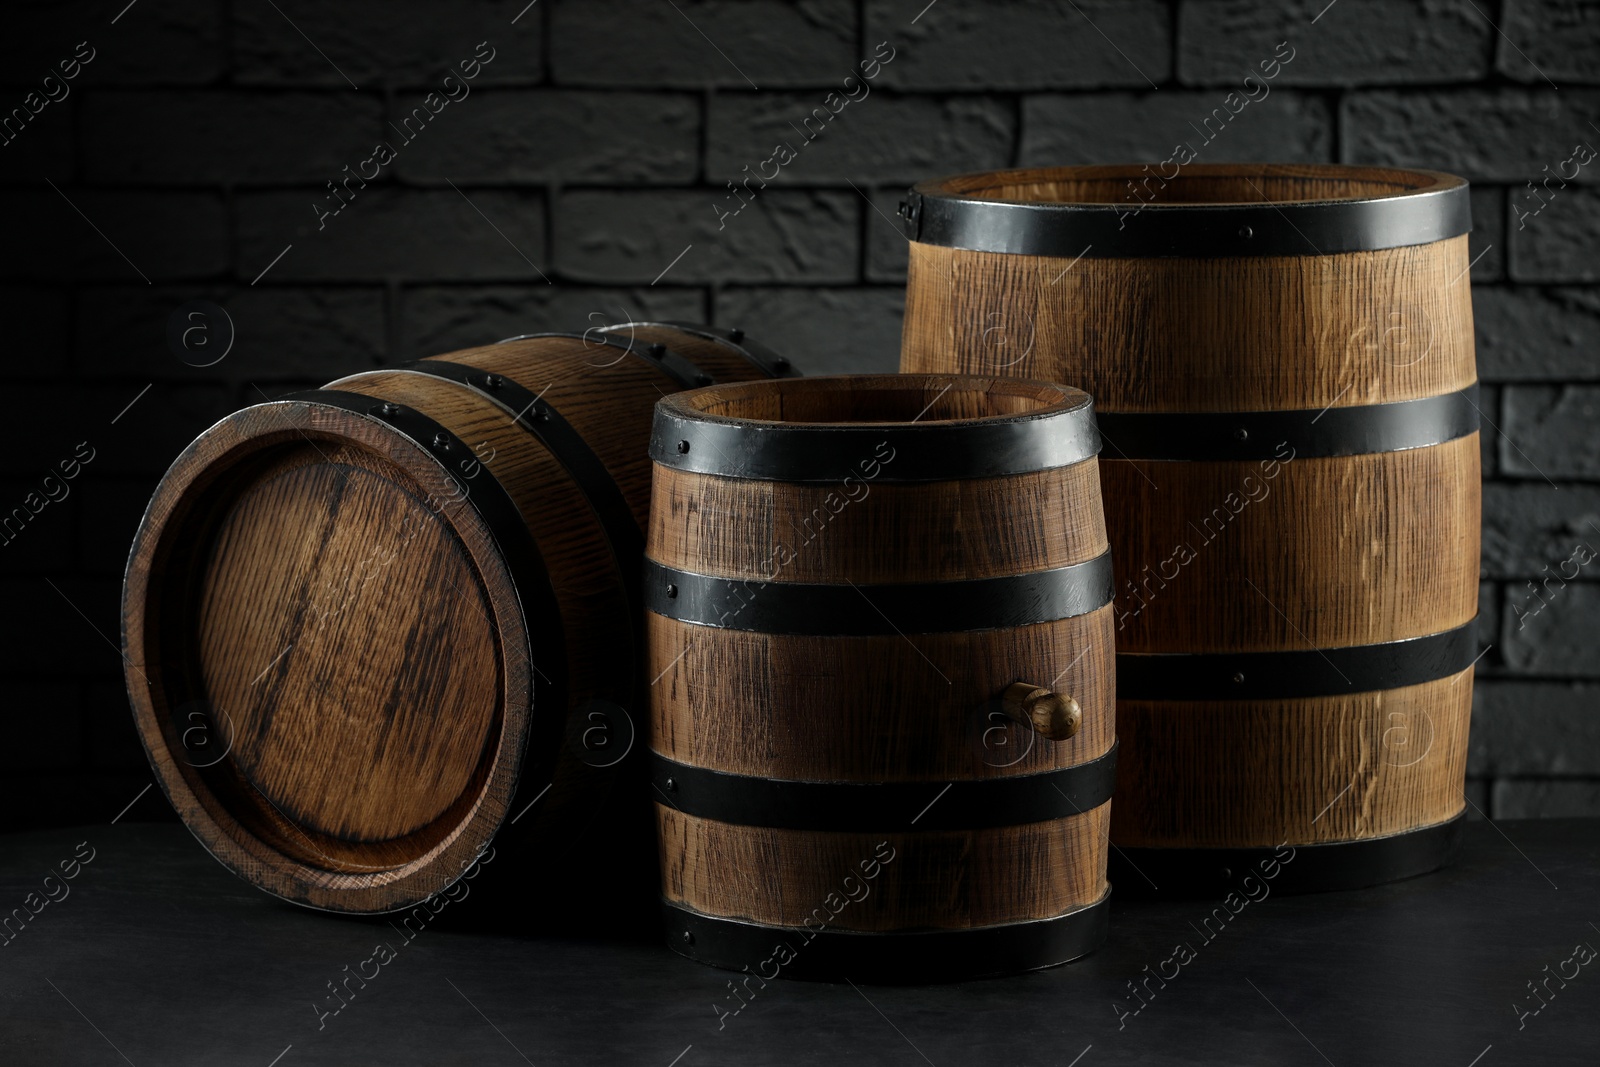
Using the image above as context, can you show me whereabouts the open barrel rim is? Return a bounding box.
[649,373,1100,483]
[903,162,1471,257]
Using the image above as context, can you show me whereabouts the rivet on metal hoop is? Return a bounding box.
[665,777,678,792]
[1234,426,1250,442]
[376,402,401,418]
[647,343,666,359]
[1239,225,1254,239]
[666,583,678,599]
[1232,671,1246,684]
[482,374,504,390]
[728,327,745,342]
[432,432,452,451]
[677,440,690,454]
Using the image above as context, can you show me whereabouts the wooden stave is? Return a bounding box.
[897,165,1480,868]
[124,329,789,913]
[645,375,1116,971]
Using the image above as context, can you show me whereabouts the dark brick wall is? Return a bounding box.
[0,0,1594,828]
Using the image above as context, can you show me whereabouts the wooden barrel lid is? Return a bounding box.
[123,393,554,913]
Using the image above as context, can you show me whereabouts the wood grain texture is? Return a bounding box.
[1111,671,1472,848]
[902,237,1474,412]
[1104,439,1481,652]
[425,336,689,529]
[648,607,1115,781]
[649,461,1107,584]
[646,374,1113,935]
[899,166,1480,856]
[658,807,1109,931]
[125,403,534,910]
[124,326,783,912]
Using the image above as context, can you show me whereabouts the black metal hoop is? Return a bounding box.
[644,552,1114,635]
[903,166,1471,258]
[650,388,1100,483]
[663,892,1110,982]
[1116,619,1479,700]
[650,743,1117,832]
[388,360,646,628]
[495,330,712,390]
[1109,814,1465,898]
[1096,384,1480,462]
[603,320,800,379]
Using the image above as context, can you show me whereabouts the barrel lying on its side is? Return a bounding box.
[646,374,1117,980]
[899,164,1480,894]
[123,325,794,913]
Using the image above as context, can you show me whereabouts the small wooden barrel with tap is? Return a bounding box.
[645,373,1117,980]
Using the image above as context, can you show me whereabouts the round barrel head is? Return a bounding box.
[123,394,548,913]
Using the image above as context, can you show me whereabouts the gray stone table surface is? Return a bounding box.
[1,820,1596,1066]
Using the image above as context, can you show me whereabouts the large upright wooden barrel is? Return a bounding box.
[899,164,1480,894]
[123,325,794,912]
[645,374,1117,980]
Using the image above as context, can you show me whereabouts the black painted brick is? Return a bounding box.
[233,2,540,87]
[393,90,701,184]
[1498,0,1600,85]
[82,91,385,186]
[1501,384,1600,479]
[1178,0,1491,86]
[551,0,856,88]
[237,188,548,282]
[1020,90,1332,164]
[1509,187,1600,283]
[708,93,1014,184]
[868,0,1172,91]
[1342,89,1600,184]
[1475,286,1600,381]
[399,285,705,359]
[714,287,905,375]
[553,189,858,284]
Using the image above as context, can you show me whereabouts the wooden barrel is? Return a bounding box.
[899,164,1480,894]
[123,325,794,913]
[645,373,1117,980]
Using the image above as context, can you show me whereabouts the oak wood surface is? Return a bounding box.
[124,327,781,912]
[899,165,1480,857]
[659,807,1110,931]
[646,374,1114,936]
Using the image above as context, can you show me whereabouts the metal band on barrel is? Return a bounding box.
[902,170,1471,258]
[1095,385,1480,461]
[650,743,1117,832]
[644,553,1113,635]
[1109,814,1465,898]
[662,891,1110,982]
[390,360,646,626]
[602,320,799,379]
[1116,619,1480,700]
[495,330,712,390]
[649,398,1101,483]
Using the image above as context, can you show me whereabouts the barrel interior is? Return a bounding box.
[924,164,1458,207]
[127,410,523,885]
[673,374,1079,425]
